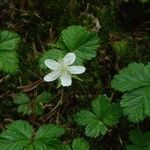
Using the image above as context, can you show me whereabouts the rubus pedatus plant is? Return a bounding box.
[0,25,150,150]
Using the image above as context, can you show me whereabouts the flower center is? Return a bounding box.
[58,60,68,74]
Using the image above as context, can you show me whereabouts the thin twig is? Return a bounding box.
[46,88,64,120]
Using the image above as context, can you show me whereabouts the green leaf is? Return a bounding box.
[35,92,52,115]
[85,119,107,137]
[121,87,150,123]
[0,121,65,150]
[112,63,150,92]
[0,120,32,150]
[92,95,121,126]
[13,93,32,115]
[0,30,20,51]
[35,124,65,141]
[74,95,121,137]
[18,104,32,115]
[72,138,89,150]
[0,51,19,74]
[74,110,97,126]
[39,25,100,68]
[0,30,20,74]
[126,130,150,150]
[61,25,100,61]
[112,63,150,122]
[14,93,30,104]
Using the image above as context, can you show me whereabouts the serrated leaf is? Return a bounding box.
[61,25,100,61]
[75,95,120,137]
[0,120,32,150]
[92,95,121,126]
[112,63,150,92]
[39,25,100,68]
[35,124,65,141]
[0,30,20,74]
[121,87,150,123]
[112,63,150,123]
[0,30,20,51]
[0,121,65,150]
[0,51,19,74]
[72,138,89,150]
[85,119,107,137]
[74,110,97,126]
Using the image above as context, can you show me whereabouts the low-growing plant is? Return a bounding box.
[112,63,150,123]
[74,95,121,137]
[13,92,52,116]
[0,120,65,150]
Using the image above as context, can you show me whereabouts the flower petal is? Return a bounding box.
[60,73,72,86]
[63,53,76,65]
[44,71,60,82]
[45,59,59,70]
[68,66,86,74]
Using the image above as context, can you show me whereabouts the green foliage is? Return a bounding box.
[0,30,20,74]
[112,63,150,122]
[39,25,100,68]
[74,95,121,137]
[14,92,52,115]
[0,120,65,150]
[126,130,150,150]
[58,138,89,150]
[113,40,128,57]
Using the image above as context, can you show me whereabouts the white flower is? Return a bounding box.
[43,52,86,87]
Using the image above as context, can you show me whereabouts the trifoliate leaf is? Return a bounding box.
[74,95,121,137]
[0,120,65,150]
[92,95,121,126]
[0,30,20,74]
[72,138,89,150]
[112,63,150,92]
[112,63,150,122]
[0,120,32,150]
[126,130,150,150]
